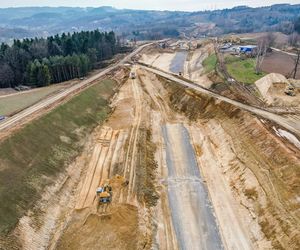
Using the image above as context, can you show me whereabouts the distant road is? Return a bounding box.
[271,47,297,57]
[0,43,152,133]
[140,65,300,137]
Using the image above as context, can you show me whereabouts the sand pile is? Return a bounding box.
[255,73,299,106]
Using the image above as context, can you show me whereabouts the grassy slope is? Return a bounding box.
[202,54,217,73]
[0,84,68,116]
[0,79,118,234]
[225,55,265,84]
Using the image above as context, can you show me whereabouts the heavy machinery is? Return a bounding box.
[284,85,296,96]
[96,183,112,204]
[130,71,136,79]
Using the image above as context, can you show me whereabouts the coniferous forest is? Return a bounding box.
[0,30,122,88]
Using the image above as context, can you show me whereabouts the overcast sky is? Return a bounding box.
[0,0,298,11]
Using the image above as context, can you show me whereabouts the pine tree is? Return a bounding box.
[0,29,120,88]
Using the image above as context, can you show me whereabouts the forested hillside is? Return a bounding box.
[0,30,121,88]
[0,4,299,42]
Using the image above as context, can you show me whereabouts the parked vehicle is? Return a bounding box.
[130,72,136,79]
[14,85,31,91]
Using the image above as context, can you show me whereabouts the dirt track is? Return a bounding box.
[140,65,300,137]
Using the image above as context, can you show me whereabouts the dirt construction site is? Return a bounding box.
[1,41,300,250]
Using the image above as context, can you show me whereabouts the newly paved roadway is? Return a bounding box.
[162,124,223,250]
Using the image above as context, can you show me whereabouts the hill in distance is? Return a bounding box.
[0,4,299,42]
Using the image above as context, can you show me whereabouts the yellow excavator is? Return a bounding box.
[96,175,129,207]
[96,183,112,204]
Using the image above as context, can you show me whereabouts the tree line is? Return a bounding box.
[0,30,121,88]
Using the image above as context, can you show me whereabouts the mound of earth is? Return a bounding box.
[255,73,300,106]
[56,204,139,250]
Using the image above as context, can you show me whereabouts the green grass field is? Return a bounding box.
[0,84,69,116]
[0,79,117,234]
[225,55,265,84]
[202,54,217,73]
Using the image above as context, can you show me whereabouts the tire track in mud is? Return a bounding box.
[122,75,143,203]
[76,127,121,209]
[138,71,170,122]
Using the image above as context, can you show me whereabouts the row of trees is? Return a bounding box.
[0,30,121,88]
[27,54,91,87]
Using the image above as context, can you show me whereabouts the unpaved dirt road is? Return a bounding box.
[140,65,300,137]
[162,123,223,250]
[0,43,152,133]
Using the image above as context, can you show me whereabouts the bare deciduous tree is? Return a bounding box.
[291,49,300,79]
[255,37,268,74]
[290,31,300,79]
[266,32,275,47]
[288,32,300,47]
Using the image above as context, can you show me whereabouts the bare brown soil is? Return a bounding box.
[56,204,139,250]
[45,67,158,250]
[262,51,300,79]
[238,32,289,48]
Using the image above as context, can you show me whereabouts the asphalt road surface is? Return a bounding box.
[162,123,224,250]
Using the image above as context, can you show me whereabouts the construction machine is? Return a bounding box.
[130,71,136,79]
[96,183,113,204]
[284,85,296,96]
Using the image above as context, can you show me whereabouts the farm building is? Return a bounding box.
[239,45,257,53]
